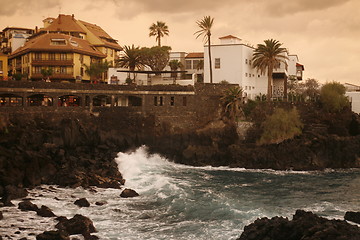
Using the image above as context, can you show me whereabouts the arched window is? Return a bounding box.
[0,94,23,107]
[27,94,53,106]
[58,95,81,107]
[128,96,142,106]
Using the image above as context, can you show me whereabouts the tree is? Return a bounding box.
[41,68,53,81]
[139,46,171,73]
[302,78,320,101]
[252,39,288,101]
[320,81,349,112]
[195,16,214,83]
[221,86,244,121]
[116,45,143,81]
[149,21,169,47]
[168,59,183,80]
[83,60,111,83]
[258,107,303,145]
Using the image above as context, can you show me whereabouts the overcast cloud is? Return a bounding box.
[0,0,359,84]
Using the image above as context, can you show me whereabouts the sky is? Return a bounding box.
[1,0,359,84]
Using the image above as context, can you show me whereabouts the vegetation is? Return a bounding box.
[140,46,171,73]
[288,78,320,102]
[149,21,169,47]
[320,81,349,112]
[83,61,111,83]
[41,68,53,81]
[116,45,143,82]
[221,86,244,121]
[258,107,303,145]
[168,59,183,79]
[195,16,214,83]
[252,39,288,101]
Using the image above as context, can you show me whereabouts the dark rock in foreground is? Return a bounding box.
[56,214,96,237]
[37,205,56,217]
[18,200,39,212]
[238,210,360,240]
[345,211,360,224]
[120,188,139,198]
[74,198,90,208]
[36,230,70,240]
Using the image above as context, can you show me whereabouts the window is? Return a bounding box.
[249,60,252,65]
[249,73,251,78]
[245,73,248,77]
[60,66,67,74]
[215,58,220,69]
[183,96,187,106]
[170,96,175,106]
[34,53,41,60]
[185,60,192,70]
[193,60,200,70]
[80,67,84,77]
[49,53,56,60]
[159,96,163,106]
[245,59,248,64]
[60,53,67,60]
[154,96,158,106]
[50,39,66,46]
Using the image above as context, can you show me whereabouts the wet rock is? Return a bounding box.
[37,205,56,217]
[3,185,28,201]
[74,198,90,208]
[0,211,3,220]
[345,211,360,224]
[120,188,139,198]
[56,214,96,237]
[238,210,360,240]
[36,230,70,240]
[18,200,38,212]
[95,201,107,206]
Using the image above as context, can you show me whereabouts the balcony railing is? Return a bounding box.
[32,58,73,66]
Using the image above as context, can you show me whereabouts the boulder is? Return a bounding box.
[18,200,39,212]
[36,230,70,240]
[56,214,96,236]
[120,188,139,198]
[238,210,360,240]
[0,210,3,220]
[345,211,360,224]
[37,205,56,217]
[74,198,90,208]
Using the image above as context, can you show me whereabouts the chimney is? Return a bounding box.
[58,15,61,24]
[72,14,75,19]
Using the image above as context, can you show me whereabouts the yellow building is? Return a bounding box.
[0,53,8,80]
[8,14,122,82]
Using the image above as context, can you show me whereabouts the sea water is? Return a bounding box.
[1,146,360,239]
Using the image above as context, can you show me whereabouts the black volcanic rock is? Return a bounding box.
[18,200,38,212]
[56,214,96,237]
[120,188,139,198]
[37,205,56,217]
[345,211,360,224]
[36,230,70,240]
[74,198,90,208]
[238,210,360,240]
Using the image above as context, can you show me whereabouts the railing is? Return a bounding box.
[31,73,74,79]
[32,58,73,66]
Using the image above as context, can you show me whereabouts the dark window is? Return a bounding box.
[154,96,158,106]
[159,96,163,106]
[170,96,175,106]
[183,96,187,106]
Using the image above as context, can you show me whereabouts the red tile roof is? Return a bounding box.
[296,63,304,70]
[185,52,204,58]
[9,33,106,58]
[219,35,241,40]
[42,14,86,34]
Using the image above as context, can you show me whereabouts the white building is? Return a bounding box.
[203,35,304,99]
[0,27,34,54]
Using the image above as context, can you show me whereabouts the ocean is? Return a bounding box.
[1,146,360,239]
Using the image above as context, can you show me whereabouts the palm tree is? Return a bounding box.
[220,86,244,121]
[195,16,214,83]
[252,39,288,101]
[83,60,111,83]
[149,21,169,47]
[168,60,183,81]
[116,45,143,81]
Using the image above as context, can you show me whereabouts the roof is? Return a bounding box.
[185,52,204,58]
[2,27,34,32]
[9,33,106,59]
[42,14,86,34]
[219,35,241,40]
[78,20,122,51]
[296,63,305,70]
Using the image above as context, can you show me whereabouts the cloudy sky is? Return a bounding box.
[1,0,359,84]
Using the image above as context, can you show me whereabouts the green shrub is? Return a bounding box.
[320,82,349,112]
[258,107,303,145]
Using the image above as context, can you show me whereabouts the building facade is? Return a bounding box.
[0,27,35,54]
[0,53,8,80]
[7,14,122,82]
[203,35,304,99]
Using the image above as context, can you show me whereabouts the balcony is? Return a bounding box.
[32,58,74,66]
